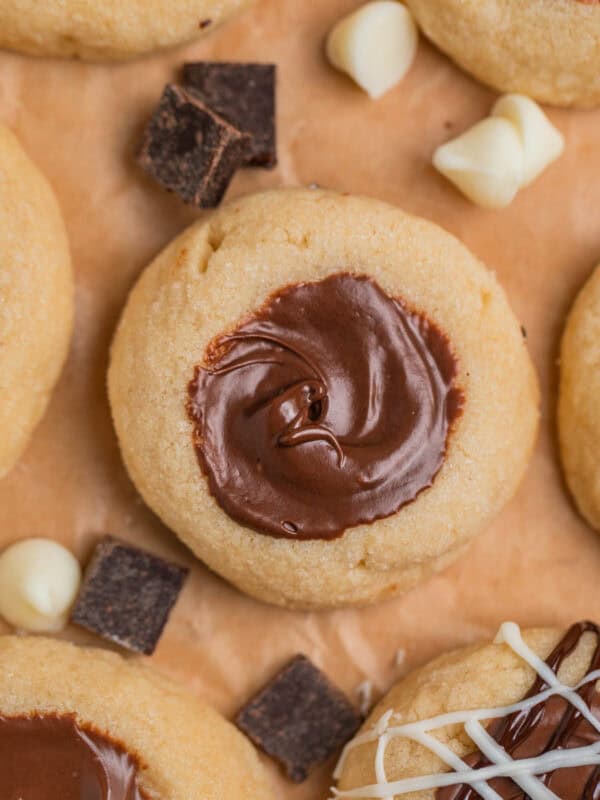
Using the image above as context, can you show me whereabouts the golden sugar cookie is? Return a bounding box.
[0,0,253,60]
[558,263,600,530]
[406,0,600,108]
[335,621,600,799]
[108,189,539,610]
[0,635,274,799]
[0,125,73,479]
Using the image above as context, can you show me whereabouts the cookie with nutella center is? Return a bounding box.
[108,188,539,609]
[405,0,600,108]
[558,263,600,531]
[335,621,600,799]
[0,0,253,60]
[0,125,73,479]
[0,635,274,800]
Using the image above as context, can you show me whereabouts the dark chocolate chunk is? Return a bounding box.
[138,84,251,208]
[235,654,361,782]
[183,62,277,168]
[71,536,188,655]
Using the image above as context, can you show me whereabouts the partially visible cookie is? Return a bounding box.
[335,621,600,798]
[406,0,600,108]
[0,125,73,479]
[558,263,600,530]
[0,0,252,60]
[108,188,539,610]
[0,635,274,799]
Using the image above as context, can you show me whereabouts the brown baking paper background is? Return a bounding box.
[1,2,600,797]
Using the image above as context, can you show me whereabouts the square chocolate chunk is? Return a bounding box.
[183,62,277,168]
[138,83,251,208]
[71,536,188,655]
[236,654,361,782]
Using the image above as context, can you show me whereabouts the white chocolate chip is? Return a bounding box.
[433,117,525,209]
[492,94,564,186]
[0,538,81,633]
[326,1,418,99]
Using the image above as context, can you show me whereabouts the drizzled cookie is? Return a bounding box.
[335,621,600,798]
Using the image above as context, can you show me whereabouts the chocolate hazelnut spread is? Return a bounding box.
[437,622,600,800]
[0,714,146,800]
[188,273,463,540]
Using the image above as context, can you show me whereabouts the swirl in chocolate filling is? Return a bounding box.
[187,272,463,540]
[0,714,146,799]
[438,622,600,800]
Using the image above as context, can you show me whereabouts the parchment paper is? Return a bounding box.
[1,2,600,797]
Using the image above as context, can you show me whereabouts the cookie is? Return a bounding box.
[558,263,600,530]
[405,0,600,108]
[108,188,539,609]
[0,125,73,479]
[0,635,274,799]
[335,620,600,799]
[0,0,252,60]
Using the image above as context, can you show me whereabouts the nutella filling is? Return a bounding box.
[0,714,146,800]
[188,272,463,540]
[437,622,600,800]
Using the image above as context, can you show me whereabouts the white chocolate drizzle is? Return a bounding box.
[331,622,600,799]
